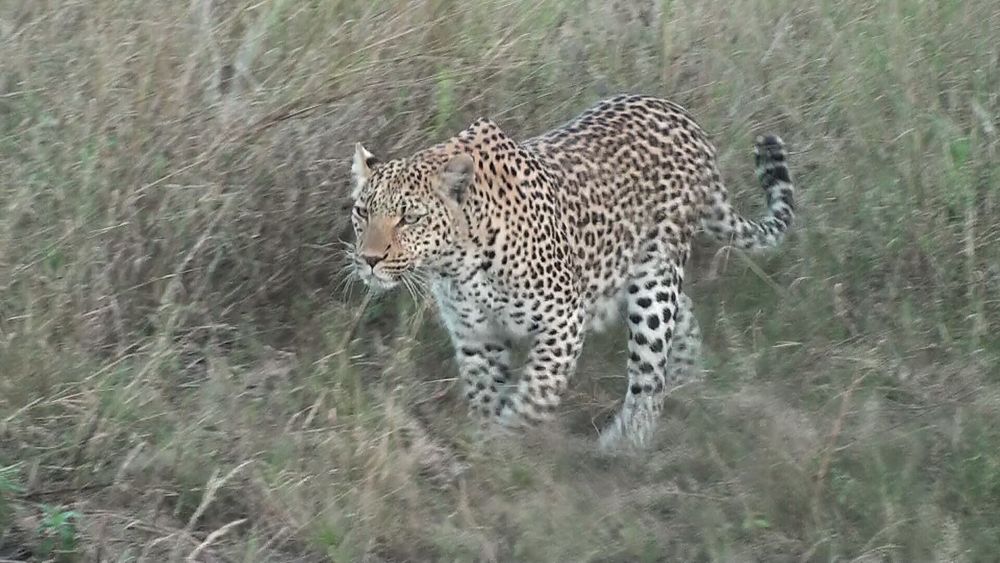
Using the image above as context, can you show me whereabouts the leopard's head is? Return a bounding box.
[348,143,474,290]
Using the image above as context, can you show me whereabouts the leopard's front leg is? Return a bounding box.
[451,330,513,419]
[433,283,512,420]
[493,308,586,428]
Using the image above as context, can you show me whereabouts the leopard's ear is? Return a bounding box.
[439,153,474,203]
[351,143,379,199]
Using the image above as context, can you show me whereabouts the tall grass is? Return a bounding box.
[1,0,998,560]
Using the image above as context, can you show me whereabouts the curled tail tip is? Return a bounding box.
[754,134,784,148]
[754,134,786,159]
[702,132,795,251]
[754,134,791,186]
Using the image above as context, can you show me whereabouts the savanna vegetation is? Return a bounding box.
[1,0,998,560]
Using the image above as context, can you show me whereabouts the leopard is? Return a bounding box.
[347,94,794,450]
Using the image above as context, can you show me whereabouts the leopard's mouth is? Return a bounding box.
[354,264,400,290]
[362,273,399,291]
[350,256,407,291]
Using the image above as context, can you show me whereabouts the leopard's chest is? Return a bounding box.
[432,269,556,339]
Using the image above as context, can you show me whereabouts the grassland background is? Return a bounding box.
[1,0,999,561]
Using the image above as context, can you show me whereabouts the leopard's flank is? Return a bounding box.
[349,94,795,449]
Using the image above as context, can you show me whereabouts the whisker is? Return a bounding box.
[334,257,363,294]
[402,268,428,300]
[402,278,417,303]
[333,270,357,295]
[403,274,422,304]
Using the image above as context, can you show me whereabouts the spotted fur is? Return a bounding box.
[349,94,794,449]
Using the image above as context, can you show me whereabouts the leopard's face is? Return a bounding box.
[349,147,473,290]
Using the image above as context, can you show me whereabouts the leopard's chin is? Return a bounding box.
[366,276,399,291]
[358,270,400,291]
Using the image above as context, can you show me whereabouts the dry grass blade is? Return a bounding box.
[186,518,247,562]
[183,461,253,534]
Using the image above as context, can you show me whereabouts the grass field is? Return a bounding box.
[1,0,999,561]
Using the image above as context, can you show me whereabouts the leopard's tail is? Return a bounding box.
[701,135,794,251]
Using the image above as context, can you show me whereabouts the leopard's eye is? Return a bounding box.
[401,207,425,225]
[354,206,369,220]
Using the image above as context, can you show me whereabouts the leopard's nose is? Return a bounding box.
[362,253,385,268]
